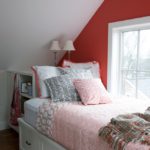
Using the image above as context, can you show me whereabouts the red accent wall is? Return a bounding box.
[62,0,150,87]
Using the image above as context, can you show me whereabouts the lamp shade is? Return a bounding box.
[63,40,75,51]
[49,41,61,51]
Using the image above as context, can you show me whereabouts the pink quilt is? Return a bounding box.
[36,98,150,150]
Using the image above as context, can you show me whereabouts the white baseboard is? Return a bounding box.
[0,121,9,130]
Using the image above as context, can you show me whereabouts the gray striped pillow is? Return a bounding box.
[44,71,93,102]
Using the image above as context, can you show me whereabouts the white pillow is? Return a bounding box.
[62,60,100,78]
[31,66,66,98]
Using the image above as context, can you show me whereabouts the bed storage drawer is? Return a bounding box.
[21,126,32,150]
[19,118,42,150]
[18,118,66,150]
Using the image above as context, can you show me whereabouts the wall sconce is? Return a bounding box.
[49,40,61,66]
[63,40,76,60]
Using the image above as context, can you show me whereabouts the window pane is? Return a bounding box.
[137,77,150,99]
[139,29,150,71]
[120,70,136,97]
[121,31,138,97]
[137,29,150,99]
[121,31,138,70]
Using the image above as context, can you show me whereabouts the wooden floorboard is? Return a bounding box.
[0,129,19,150]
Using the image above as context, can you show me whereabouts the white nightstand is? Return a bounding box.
[7,69,37,132]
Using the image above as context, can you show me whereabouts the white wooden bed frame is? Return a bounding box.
[18,118,66,150]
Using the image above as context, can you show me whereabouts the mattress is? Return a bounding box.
[24,98,49,127]
[23,97,150,150]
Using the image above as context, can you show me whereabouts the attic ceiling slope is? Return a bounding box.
[0,0,104,70]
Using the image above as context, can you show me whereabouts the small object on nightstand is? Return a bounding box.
[27,82,32,96]
[21,82,28,93]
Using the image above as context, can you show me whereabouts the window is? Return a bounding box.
[108,17,150,100]
[120,29,150,99]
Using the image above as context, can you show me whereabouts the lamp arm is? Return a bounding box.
[54,51,57,66]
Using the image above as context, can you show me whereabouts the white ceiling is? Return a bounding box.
[0,0,104,70]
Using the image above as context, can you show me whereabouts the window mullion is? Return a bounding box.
[119,32,124,95]
[136,30,140,98]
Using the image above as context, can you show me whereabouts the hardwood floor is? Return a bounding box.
[0,129,19,150]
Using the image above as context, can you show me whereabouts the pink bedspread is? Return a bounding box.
[36,98,150,150]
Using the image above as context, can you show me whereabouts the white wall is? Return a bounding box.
[0,0,104,129]
[0,71,8,129]
[0,0,103,69]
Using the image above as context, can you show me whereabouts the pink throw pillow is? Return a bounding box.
[74,79,111,105]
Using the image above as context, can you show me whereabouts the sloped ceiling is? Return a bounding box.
[0,0,104,70]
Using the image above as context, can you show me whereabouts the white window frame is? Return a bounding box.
[107,16,150,96]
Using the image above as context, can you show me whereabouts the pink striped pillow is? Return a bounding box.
[74,79,111,105]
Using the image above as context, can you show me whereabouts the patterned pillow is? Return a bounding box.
[62,60,100,78]
[31,66,66,98]
[59,67,91,75]
[74,78,112,105]
[44,71,93,102]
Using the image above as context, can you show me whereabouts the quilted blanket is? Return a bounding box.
[35,98,150,150]
[99,107,150,150]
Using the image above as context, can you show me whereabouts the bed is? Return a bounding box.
[19,63,150,150]
[19,97,150,150]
